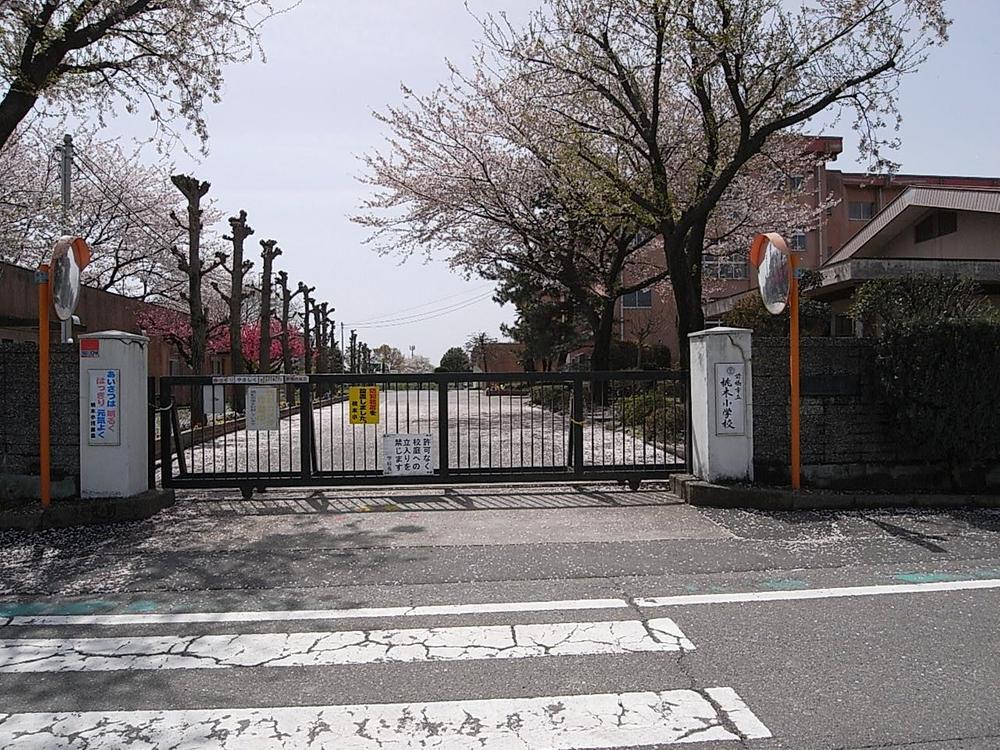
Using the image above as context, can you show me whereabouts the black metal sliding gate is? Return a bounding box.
[156,370,689,495]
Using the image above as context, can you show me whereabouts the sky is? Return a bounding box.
[103,0,1000,362]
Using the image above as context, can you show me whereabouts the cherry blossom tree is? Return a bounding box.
[0,0,289,153]
[241,319,304,370]
[0,125,190,299]
[213,210,254,383]
[358,20,832,369]
[475,0,948,361]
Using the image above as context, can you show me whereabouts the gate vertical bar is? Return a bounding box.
[685,371,693,473]
[300,382,313,480]
[147,376,156,490]
[572,375,584,477]
[438,379,449,479]
[159,382,172,487]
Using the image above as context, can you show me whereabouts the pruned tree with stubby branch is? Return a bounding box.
[275,269,303,399]
[297,282,316,374]
[169,174,223,381]
[213,209,254,403]
[0,0,291,153]
[257,238,281,373]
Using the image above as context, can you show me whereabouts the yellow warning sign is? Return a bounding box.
[349,386,380,424]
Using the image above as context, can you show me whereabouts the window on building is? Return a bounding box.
[621,289,653,308]
[848,201,877,221]
[787,175,804,192]
[789,231,808,251]
[833,315,855,337]
[915,210,958,243]
[702,256,748,279]
[211,357,225,375]
[168,359,182,376]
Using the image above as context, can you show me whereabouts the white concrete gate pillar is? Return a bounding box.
[78,331,149,498]
[688,327,753,483]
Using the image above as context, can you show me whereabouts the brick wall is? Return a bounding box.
[0,342,79,481]
[753,337,970,490]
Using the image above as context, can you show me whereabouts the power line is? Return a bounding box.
[349,284,495,325]
[350,293,496,329]
[346,290,494,327]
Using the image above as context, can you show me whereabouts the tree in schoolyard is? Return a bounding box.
[438,347,472,372]
[0,0,287,153]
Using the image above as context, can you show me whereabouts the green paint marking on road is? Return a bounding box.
[0,600,118,617]
[760,578,810,591]
[894,572,964,584]
[124,600,159,613]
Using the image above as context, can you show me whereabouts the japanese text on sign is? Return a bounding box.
[715,362,746,436]
[88,368,120,446]
[383,433,434,476]
[349,386,380,425]
[246,386,279,431]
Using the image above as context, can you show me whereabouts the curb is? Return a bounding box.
[0,489,176,531]
[670,475,1000,511]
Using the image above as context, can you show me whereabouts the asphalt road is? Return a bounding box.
[2,484,1000,748]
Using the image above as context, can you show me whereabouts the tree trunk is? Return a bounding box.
[0,88,39,152]
[259,240,281,374]
[589,299,617,372]
[663,224,706,370]
[170,175,211,424]
[302,292,314,374]
[224,211,253,411]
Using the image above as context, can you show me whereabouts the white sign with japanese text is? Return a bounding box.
[383,433,434,476]
[88,368,120,446]
[246,386,279,431]
[715,362,746,436]
[203,385,226,416]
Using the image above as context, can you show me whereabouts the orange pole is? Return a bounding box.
[788,254,801,490]
[37,263,51,508]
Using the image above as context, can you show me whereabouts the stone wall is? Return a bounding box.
[752,337,998,490]
[0,342,79,482]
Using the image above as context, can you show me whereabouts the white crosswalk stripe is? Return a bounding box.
[0,618,693,673]
[0,688,770,748]
[0,600,773,748]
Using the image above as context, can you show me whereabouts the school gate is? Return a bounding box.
[153,370,689,498]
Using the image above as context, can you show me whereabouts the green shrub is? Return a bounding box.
[529,385,569,412]
[614,386,686,445]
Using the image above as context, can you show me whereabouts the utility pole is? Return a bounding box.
[55,134,73,343]
[340,322,345,364]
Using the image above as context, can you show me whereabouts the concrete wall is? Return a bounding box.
[0,341,79,482]
[752,337,1000,490]
[875,211,1000,261]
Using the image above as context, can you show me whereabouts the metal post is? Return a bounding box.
[37,264,51,508]
[147,376,156,491]
[160,383,172,487]
[571,376,584,476]
[437,380,449,479]
[299,381,313,478]
[789,254,802,490]
[58,134,73,344]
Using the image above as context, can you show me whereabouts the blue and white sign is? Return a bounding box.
[88,368,120,446]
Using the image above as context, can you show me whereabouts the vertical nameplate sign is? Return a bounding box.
[715,362,746,436]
